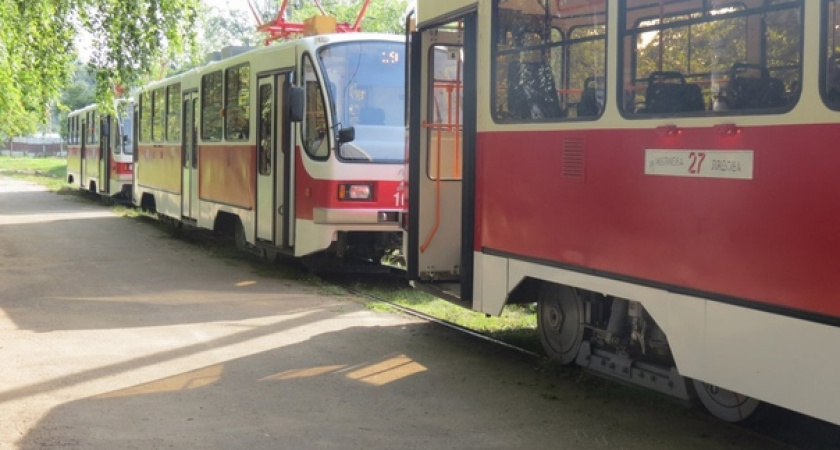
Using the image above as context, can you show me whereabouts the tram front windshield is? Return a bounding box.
[319,41,405,163]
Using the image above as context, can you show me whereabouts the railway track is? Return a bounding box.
[338,280,541,359]
[324,272,840,450]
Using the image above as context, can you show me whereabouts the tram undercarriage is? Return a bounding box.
[535,283,762,423]
[301,230,402,273]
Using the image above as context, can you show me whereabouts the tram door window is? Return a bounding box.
[99,115,109,192]
[182,91,199,220]
[492,0,606,122]
[258,83,273,177]
[427,44,463,181]
[620,0,802,116]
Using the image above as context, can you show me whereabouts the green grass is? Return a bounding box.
[340,275,541,353]
[0,156,68,191]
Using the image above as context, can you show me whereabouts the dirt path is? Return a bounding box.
[0,177,791,449]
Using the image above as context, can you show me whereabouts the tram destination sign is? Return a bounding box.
[644,149,754,180]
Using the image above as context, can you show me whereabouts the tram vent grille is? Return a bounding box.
[562,138,585,179]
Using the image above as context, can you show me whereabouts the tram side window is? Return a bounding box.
[166,83,181,142]
[225,64,250,141]
[621,0,802,117]
[492,0,606,122]
[152,87,165,142]
[140,92,152,143]
[202,71,223,141]
[67,117,74,145]
[302,55,329,159]
[823,0,840,109]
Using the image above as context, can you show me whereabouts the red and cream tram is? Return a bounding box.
[66,101,134,201]
[406,0,840,424]
[133,32,406,266]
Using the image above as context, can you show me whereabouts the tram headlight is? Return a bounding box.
[338,183,373,200]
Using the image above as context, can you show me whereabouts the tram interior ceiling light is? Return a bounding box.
[338,183,373,200]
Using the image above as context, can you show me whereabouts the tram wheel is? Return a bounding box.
[536,284,584,365]
[691,379,764,422]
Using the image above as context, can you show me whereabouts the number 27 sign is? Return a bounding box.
[644,149,754,180]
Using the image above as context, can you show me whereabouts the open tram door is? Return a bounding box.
[407,12,477,307]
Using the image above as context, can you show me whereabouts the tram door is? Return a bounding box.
[408,14,477,300]
[181,91,199,219]
[79,117,88,189]
[256,73,291,247]
[99,116,110,194]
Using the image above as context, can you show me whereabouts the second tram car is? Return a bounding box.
[133,33,406,267]
[66,101,134,201]
[407,0,840,425]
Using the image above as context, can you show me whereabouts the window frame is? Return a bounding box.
[300,52,330,160]
[225,63,251,142]
[201,70,224,142]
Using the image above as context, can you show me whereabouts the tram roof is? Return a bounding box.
[137,32,404,93]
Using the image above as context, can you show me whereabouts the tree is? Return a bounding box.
[2,0,407,139]
[55,61,96,139]
[0,0,199,138]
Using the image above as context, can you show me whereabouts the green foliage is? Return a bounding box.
[0,0,200,138]
[80,0,201,112]
[0,1,76,138]
[56,62,96,140]
[201,7,262,51]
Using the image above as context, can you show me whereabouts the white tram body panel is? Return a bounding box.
[409,0,840,425]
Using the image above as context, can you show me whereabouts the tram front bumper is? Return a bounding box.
[313,208,401,226]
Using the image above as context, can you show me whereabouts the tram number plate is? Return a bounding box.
[645,149,754,180]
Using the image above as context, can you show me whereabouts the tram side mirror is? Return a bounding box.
[338,126,355,144]
[289,86,304,122]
